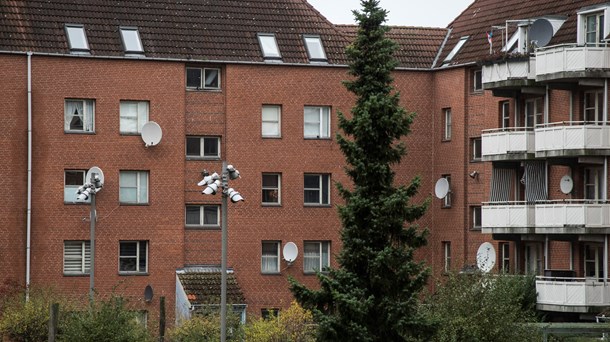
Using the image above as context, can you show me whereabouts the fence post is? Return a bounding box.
[48,303,59,342]
[159,296,166,342]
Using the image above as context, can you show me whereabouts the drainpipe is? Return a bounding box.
[26,51,32,300]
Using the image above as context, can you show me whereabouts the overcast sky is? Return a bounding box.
[306,0,474,28]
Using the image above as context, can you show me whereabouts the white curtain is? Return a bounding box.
[304,243,320,272]
[261,243,278,272]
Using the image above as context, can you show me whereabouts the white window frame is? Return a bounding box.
[185,204,220,227]
[525,98,543,128]
[442,174,451,208]
[577,6,610,46]
[261,241,280,274]
[501,101,510,128]
[262,173,281,205]
[443,241,451,272]
[472,69,482,92]
[584,90,604,123]
[304,106,330,139]
[303,241,330,274]
[186,67,221,90]
[120,100,149,134]
[501,242,510,273]
[303,35,327,62]
[119,27,144,54]
[186,136,220,159]
[63,241,90,275]
[119,240,148,274]
[584,167,603,201]
[64,99,95,133]
[257,33,281,60]
[584,244,603,280]
[304,174,330,205]
[119,171,149,204]
[443,108,452,140]
[471,206,481,229]
[64,170,89,203]
[65,24,89,53]
[471,138,482,161]
[442,36,469,65]
[262,105,281,138]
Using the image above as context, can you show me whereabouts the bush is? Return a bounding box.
[168,307,243,342]
[58,295,152,342]
[244,301,315,342]
[0,287,61,342]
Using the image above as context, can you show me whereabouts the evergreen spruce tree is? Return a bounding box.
[290,1,432,340]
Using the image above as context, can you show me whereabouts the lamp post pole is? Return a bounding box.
[89,173,97,303]
[220,162,228,342]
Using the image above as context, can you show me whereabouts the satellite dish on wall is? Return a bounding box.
[283,242,298,263]
[476,242,496,273]
[529,18,554,48]
[86,166,105,187]
[560,175,573,194]
[434,178,450,199]
[141,121,163,147]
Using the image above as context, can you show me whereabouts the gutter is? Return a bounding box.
[26,51,32,300]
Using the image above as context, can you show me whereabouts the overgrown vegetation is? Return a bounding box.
[168,307,243,342]
[0,287,61,342]
[422,272,541,342]
[243,301,315,342]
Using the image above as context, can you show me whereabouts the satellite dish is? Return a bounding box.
[476,242,496,273]
[434,178,450,199]
[144,285,153,302]
[141,121,163,147]
[283,242,298,263]
[86,166,104,187]
[560,175,573,194]
[529,18,554,48]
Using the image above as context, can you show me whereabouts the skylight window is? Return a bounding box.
[120,27,144,54]
[65,24,89,53]
[442,36,469,65]
[257,33,281,60]
[303,35,327,62]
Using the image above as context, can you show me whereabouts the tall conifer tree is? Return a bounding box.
[290,1,432,340]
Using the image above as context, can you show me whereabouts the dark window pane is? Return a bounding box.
[321,175,329,204]
[65,171,84,185]
[203,138,218,157]
[186,137,200,156]
[262,189,279,203]
[120,258,136,272]
[186,206,200,225]
[138,242,147,271]
[304,175,319,188]
[262,174,278,187]
[120,242,137,256]
[186,68,201,88]
[304,190,320,203]
[204,69,219,88]
[203,206,218,225]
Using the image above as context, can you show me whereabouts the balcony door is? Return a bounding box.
[584,167,603,201]
[525,98,543,128]
[584,244,603,281]
[585,12,605,47]
[583,90,604,124]
[524,243,543,275]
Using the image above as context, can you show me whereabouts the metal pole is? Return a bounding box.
[89,173,96,302]
[220,162,228,342]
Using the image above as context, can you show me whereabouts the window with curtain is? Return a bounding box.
[119,241,148,273]
[261,241,280,273]
[63,241,90,275]
[262,105,281,137]
[185,205,219,227]
[119,171,148,204]
[303,241,330,273]
[120,100,149,134]
[304,106,330,138]
[262,173,281,204]
[65,99,94,132]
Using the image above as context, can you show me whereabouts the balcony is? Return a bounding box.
[536,277,610,313]
[481,202,535,234]
[536,44,610,82]
[481,128,535,161]
[535,201,610,234]
[535,122,610,158]
[482,57,536,89]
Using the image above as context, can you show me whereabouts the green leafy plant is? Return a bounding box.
[168,307,243,342]
[244,301,315,342]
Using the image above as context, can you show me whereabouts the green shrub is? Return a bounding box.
[244,301,315,342]
[0,287,61,342]
[168,308,243,342]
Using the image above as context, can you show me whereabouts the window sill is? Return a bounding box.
[261,272,281,275]
[185,225,221,230]
[304,137,332,140]
[304,204,331,208]
[262,136,282,139]
[471,227,482,231]
[64,201,91,205]
[64,131,95,135]
[120,132,143,136]
[470,159,482,163]
[186,87,222,92]
[119,272,149,276]
[262,203,281,207]
[441,139,452,143]
[63,273,89,277]
[186,156,221,161]
[470,90,484,95]
[441,205,452,209]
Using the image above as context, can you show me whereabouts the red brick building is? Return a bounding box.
[2,0,610,326]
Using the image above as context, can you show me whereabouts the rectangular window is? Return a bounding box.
[443,242,451,272]
[442,174,451,208]
[261,241,280,273]
[262,173,281,205]
[65,24,89,53]
[304,106,330,138]
[443,108,452,140]
[304,174,330,205]
[584,167,603,201]
[120,27,144,54]
[472,69,482,92]
[185,205,219,227]
[65,99,95,133]
[585,12,605,47]
[63,241,91,275]
[471,138,482,161]
[501,242,510,273]
[261,308,280,320]
[501,101,510,128]
[186,136,220,159]
[186,67,221,90]
[471,206,481,230]
[584,90,604,123]
[120,100,149,134]
[525,98,543,128]
[303,35,327,62]
[119,241,148,274]
[64,170,88,203]
[119,171,149,204]
[257,33,281,60]
[303,241,330,273]
[262,105,281,138]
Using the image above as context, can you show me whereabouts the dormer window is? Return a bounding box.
[442,36,469,66]
[577,5,610,46]
[65,24,89,54]
[303,35,327,62]
[120,27,144,55]
[257,33,281,61]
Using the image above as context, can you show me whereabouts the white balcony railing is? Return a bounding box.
[481,202,535,229]
[481,128,535,157]
[535,122,610,152]
[482,57,535,84]
[535,201,610,228]
[536,44,610,77]
[537,277,610,307]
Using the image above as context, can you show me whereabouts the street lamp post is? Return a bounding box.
[198,162,243,342]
